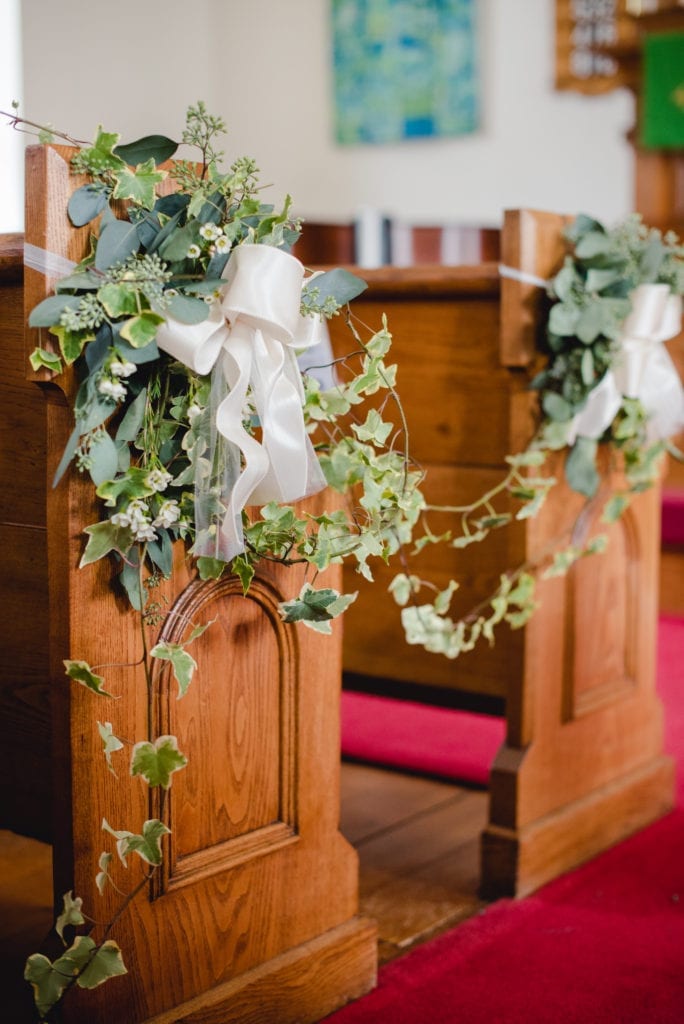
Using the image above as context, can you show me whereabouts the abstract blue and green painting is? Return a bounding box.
[332,0,479,144]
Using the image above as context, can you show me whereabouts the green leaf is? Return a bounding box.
[94,218,140,272]
[585,267,621,293]
[278,583,358,633]
[352,409,393,446]
[114,134,178,166]
[53,424,81,487]
[576,303,604,344]
[28,293,82,328]
[580,347,595,386]
[197,556,229,582]
[50,324,94,365]
[548,302,580,337]
[602,493,630,523]
[77,940,127,990]
[80,521,133,567]
[25,953,71,1016]
[115,387,147,442]
[80,127,126,172]
[574,231,610,258]
[301,267,367,307]
[68,184,109,227]
[55,891,85,943]
[165,293,212,325]
[97,282,139,318]
[158,220,201,261]
[88,431,119,486]
[112,159,167,210]
[29,346,63,374]
[565,437,600,497]
[102,817,170,866]
[120,311,164,348]
[542,391,574,422]
[95,851,113,895]
[130,735,188,789]
[228,554,253,592]
[96,466,154,506]
[64,659,116,698]
[150,641,198,698]
[97,721,124,773]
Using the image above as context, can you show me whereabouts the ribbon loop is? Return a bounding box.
[566,283,684,445]
[156,244,327,561]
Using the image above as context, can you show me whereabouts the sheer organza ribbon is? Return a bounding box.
[155,244,327,561]
[566,284,684,445]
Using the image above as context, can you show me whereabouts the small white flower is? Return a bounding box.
[145,468,173,492]
[187,403,203,423]
[214,235,231,254]
[98,378,127,401]
[109,359,137,378]
[153,500,181,529]
[111,510,132,528]
[134,524,158,543]
[199,223,222,241]
[187,244,202,259]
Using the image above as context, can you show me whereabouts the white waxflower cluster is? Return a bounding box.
[111,499,158,542]
[97,356,138,402]
[111,497,181,542]
[186,223,232,260]
[145,468,173,492]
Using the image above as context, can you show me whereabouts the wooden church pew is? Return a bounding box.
[323,209,675,899]
[0,145,377,1024]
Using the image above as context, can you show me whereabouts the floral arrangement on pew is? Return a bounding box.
[6,97,684,1019]
[391,213,684,659]
[12,102,424,1021]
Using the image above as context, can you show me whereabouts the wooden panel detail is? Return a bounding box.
[563,507,639,721]
[155,576,299,895]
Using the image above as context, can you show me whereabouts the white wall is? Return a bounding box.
[16,0,635,232]
[0,0,24,231]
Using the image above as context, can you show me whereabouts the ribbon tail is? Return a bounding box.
[249,332,326,505]
[566,370,622,446]
[212,326,270,560]
[638,346,684,442]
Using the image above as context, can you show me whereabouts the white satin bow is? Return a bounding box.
[566,283,684,445]
[156,244,327,561]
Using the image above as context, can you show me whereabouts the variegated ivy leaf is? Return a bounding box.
[97,721,124,773]
[150,642,197,698]
[96,851,113,895]
[79,521,133,568]
[388,573,421,607]
[278,583,358,634]
[25,952,72,1017]
[64,660,116,698]
[77,939,127,990]
[112,159,167,211]
[434,580,459,615]
[29,346,63,374]
[102,817,170,867]
[55,890,85,943]
[352,409,393,446]
[130,735,188,789]
[602,494,630,523]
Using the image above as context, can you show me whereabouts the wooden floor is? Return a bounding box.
[340,762,488,964]
[0,762,487,1020]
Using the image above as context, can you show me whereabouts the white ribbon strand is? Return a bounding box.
[567,283,684,445]
[156,244,327,561]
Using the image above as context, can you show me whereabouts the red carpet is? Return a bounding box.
[330,615,684,1024]
[341,691,505,787]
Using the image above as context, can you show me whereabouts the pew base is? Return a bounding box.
[480,754,675,899]
[142,917,378,1024]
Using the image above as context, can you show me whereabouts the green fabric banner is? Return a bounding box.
[641,32,684,150]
